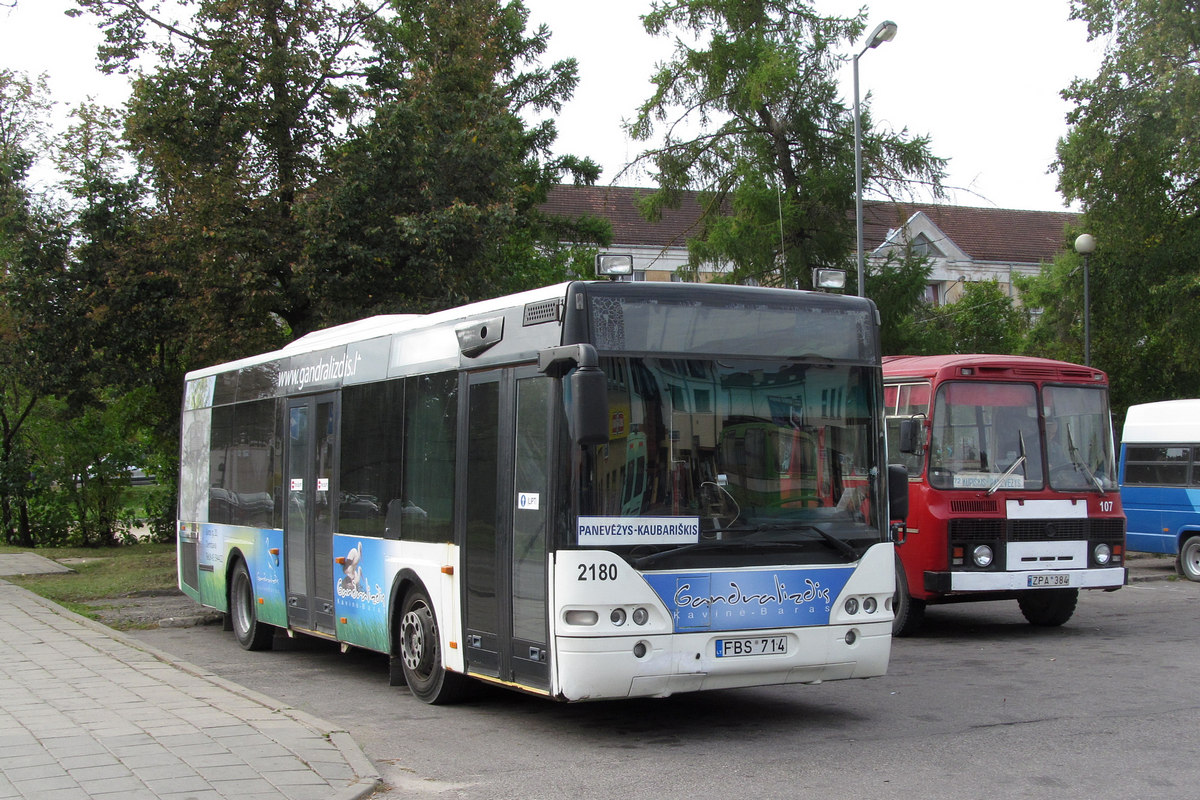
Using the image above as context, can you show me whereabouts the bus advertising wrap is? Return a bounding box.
[643,567,855,632]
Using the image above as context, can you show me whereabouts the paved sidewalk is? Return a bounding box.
[0,574,380,800]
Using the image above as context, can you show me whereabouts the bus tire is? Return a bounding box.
[892,554,925,637]
[1176,536,1200,582]
[1017,588,1078,627]
[398,586,467,705]
[230,559,274,651]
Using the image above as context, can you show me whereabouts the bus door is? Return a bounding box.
[284,393,339,635]
[461,369,552,691]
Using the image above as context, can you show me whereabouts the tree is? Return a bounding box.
[55,102,186,540]
[300,0,603,323]
[70,0,384,347]
[0,71,114,544]
[627,0,945,289]
[927,280,1029,355]
[1052,0,1200,409]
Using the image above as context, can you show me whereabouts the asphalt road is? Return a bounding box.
[133,574,1200,800]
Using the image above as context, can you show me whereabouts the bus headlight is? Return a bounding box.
[1094,543,1112,565]
[565,609,598,626]
[845,597,859,615]
[632,607,649,626]
[610,608,627,626]
[863,596,878,614]
[972,545,994,568]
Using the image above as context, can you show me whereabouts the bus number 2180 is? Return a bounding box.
[578,563,618,581]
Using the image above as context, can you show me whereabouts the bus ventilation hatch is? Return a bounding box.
[523,299,562,326]
[950,499,998,514]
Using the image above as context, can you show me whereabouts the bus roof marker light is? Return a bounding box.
[813,268,846,291]
[596,253,633,278]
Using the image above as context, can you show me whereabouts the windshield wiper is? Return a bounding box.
[631,539,787,569]
[630,523,859,568]
[988,430,1026,495]
[1065,422,1106,494]
[731,522,860,561]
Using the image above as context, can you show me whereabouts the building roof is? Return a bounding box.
[543,185,1081,266]
[863,203,1080,265]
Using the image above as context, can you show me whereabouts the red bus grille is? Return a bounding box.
[947,519,1004,541]
[949,518,1126,544]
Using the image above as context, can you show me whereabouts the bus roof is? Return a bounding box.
[185,282,575,381]
[187,281,879,383]
[1122,400,1200,444]
[882,354,1108,385]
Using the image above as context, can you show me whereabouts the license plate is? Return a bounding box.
[1028,573,1071,587]
[715,636,787,658]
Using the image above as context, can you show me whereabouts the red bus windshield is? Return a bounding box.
[923,382,1116,492]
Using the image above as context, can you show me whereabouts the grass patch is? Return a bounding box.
[0,542,178,614]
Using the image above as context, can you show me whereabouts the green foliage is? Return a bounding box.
[0,3,608,548]
[0,71,91,546]
[300,0,603,322]
[860,252,936,355]
[929,279,1029,355]
[75,0,378,343]
[628,0,945,288]
[28,391,154,547]
[1051,0,1200,411]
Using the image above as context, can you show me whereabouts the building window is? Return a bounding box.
[923,283,940,306]
[911,232,943,258]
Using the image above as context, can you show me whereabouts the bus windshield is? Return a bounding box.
[1044,385,1117,491]
[928,382,1115,492]
[580,356,882,564]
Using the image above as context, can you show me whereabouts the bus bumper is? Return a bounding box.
[925,566,1127,593]
[553,621,891,702]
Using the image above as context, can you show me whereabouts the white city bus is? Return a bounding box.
[177,280,907,703]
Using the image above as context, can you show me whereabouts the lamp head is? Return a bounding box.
[867,20,898,49]
[1074,233,1096,255]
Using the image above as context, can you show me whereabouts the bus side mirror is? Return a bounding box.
[888,464,909,521]
[569,365,610,446]
[898,418,921,454]
[539,343,610,446]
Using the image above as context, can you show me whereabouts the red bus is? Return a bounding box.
[883,355,1126,635]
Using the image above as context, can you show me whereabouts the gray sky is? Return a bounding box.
[3,0,1105,211]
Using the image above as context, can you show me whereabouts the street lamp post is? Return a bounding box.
[854,20,898,298]
[1074,233,1096,366]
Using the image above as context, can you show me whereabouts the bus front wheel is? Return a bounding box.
[1017,588,1078,627]
[1176,536,1200,582]
[892,555,925,637]
[230,560,274,651]
[398,586,467,704]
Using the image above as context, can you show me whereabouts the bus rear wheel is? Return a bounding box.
[1176,536,1200,582]
[398,586,467,705]
[1017,588,1078,627]
[230,560,274,651]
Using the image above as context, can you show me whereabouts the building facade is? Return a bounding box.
[542,185,1080,303]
